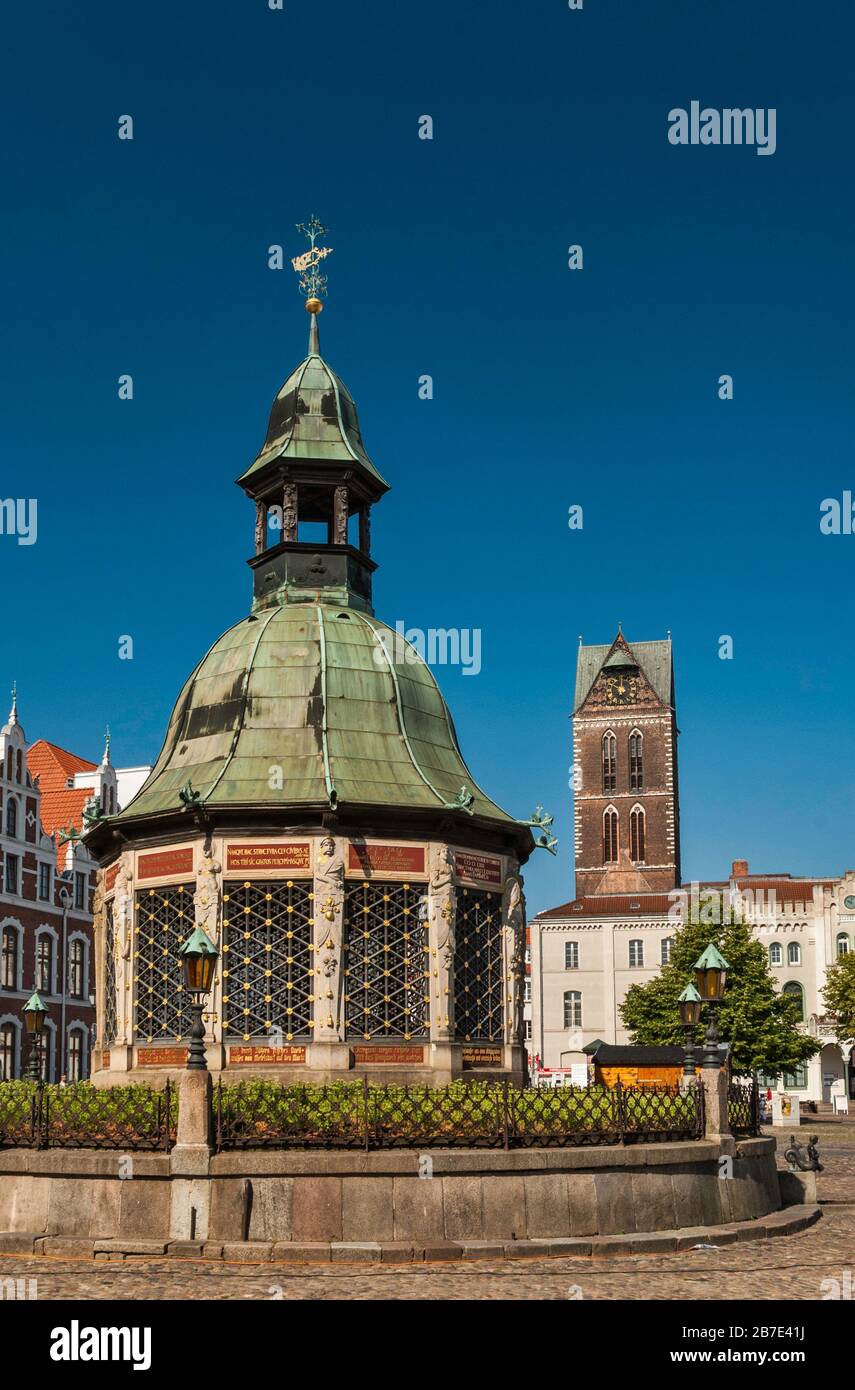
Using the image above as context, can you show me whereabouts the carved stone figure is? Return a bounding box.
[316,835,344,889]
[333,486,348,545]
[113,854,134,960]
[503,872,527,1043]
[194,846,221,937]
[282,482,298,542]
[314,837,345,1032]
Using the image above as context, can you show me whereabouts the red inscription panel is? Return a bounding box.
[101,1051,111,1069]
[351,1046,425,1065]
[137,848,194,880]
[104,864,119,892]
[462,1046,503,1068]
[137,1047,188,1066]
[453,852,502,885]
[347,844,426,875]
[226,843,311,873]
[229,1046,306,1065]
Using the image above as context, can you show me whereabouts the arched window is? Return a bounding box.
[602,808,619,863]
[836,933,850,958]
[563,991,582,1028]
[629,939,645,968]
[67,1025,88,1082]
[629,731,643,791]
[15,749,22,782]
[5,749,11,780]
[769,943,782,966]
[602,733,616,793]
[1,925,19,989]
[0,1020,19,1080]
[68,939,86,998]
[660,937,673,965]
[782,981,805,1022]
[5,797,17,838]
[629,806,646,863]
[787,942,801,966]
[36,934,54,994]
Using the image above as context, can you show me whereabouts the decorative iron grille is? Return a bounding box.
[728,1079,761,1136]
[343,880,429,1040]
[102,898,117,1046]
[222,879,314,1042]
[0,1082,175,1151]
[134,884,194,1043]
[453,887,503,1042]
[213,1079,706,1152]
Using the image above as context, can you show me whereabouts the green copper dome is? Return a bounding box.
[117,604,516,825]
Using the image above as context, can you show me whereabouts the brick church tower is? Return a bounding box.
[573,631,680,897]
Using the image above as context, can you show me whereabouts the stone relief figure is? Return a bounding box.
[194,846,221,938]
[113,854,134,961]
[333,486,348,545]
[282,482,298,542]
[315,836,345,1029]
[429,844,457,982]
[503,872,527,1043]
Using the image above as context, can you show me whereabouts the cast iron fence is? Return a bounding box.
[0,1081,175,1152]
[214,1079,705,1152]
[728,1079,761,1136]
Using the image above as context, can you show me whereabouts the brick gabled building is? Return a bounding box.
[0,695,115,1081]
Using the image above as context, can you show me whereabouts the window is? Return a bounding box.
[603,808,618,864]
[4,854,19,895]
[38,862,51,901]
[836,933,849,958]
[782,981,804,1022]
[769,942,782,966]
[524,979,532,1003]
[563,991,582,1028]
[1,926,18,989]
[524,1020,532,1041]
[15,750,21,782]
[660,937,673,965]
[36,935,53,994]
[629,939,645,968]
[602,733,616,793]
[5,797,17,838]
[629,806,646,862]
[74,871,86,911]
[69,939,86,998]
[783,1065,807,1091]
[629,731,643,791]
[0,1024,16,1080]
[67,1028,86,1082]
[787,942,801,966]
[564,940,579,969]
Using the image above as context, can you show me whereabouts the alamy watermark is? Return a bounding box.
[668,103,776,157]
[0,498,37,546]
[373,622,481,676]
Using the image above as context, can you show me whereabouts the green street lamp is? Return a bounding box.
[678,983,702,1079]
[23,991,48,1081]
[693,944,730,1069]
[178,927,219,1072]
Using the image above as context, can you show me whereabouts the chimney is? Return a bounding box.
[731,859,749,879]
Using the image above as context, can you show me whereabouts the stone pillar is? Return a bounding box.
[194,841,224,1070]
[170,1069,213,1239]
[428,845,456,1044]
[310,835,349,1070]
[333,485,348,545]
[501,869,527,1080]
[254,500,266,555]
[111,852,135,1072]
[701,1067,731,1139]
[282,482,298,542]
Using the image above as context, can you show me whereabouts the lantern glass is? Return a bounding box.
[695,966,726,1001]
[182,951,215,995]
[679,996,702,1027]
[24,1007,45,1036]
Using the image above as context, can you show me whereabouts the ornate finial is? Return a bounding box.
[526,806,558,855]
[617,621,622,634]
[667,629,672,640]
[578,634,583,647]
[292,216,333,314]
[179,780,202,809]
[102,726,112,766]
[8,681,18,726]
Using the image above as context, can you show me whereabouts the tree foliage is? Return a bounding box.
[821,952,855,1042]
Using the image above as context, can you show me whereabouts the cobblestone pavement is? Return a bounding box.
[1,1130,852,1301]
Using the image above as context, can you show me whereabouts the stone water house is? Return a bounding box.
[84,295,535,1086]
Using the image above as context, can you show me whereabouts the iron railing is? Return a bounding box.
[728,1079,761,1136]
[0,1081,175,1151]
[214,1079,705,1152]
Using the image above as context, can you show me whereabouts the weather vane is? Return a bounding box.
[292,215,333,311]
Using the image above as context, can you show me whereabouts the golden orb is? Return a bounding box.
[305,297,323,314]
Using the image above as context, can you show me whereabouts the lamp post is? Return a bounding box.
[693,943,729,1069]
[677,982,702,1079]
[178,926,219,1072]
[23,991,48,1081]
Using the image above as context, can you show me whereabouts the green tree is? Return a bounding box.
[821,953,855,1042]
[620,912,819,1077]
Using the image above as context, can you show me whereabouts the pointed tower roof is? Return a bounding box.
[236,308,389,494]
[575,632,673,711]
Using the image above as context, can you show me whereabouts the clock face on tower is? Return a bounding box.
[604,673,638,705]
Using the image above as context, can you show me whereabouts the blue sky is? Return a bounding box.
[2,1,853,915]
